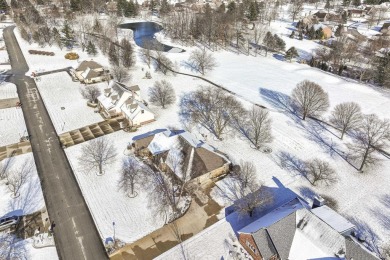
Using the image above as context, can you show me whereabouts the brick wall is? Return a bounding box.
[238,233,262,260]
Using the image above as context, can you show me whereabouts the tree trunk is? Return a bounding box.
[359,147,369,171]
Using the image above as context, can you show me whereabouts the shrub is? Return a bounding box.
[65,52,79,60]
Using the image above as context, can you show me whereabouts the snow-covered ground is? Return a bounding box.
[0,153,44,218]
[10,5,389,251]
[0,82,18,100]
[65,131,166,244]
[35,72,106,134]
[0,107,28,146]
[0,234,58,260]
[0,82,27,146]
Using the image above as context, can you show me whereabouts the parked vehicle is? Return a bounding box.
[0,216,20,231]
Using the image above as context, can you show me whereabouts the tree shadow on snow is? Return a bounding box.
[272,53,285,62]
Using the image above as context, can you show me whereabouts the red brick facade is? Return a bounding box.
[239,233,263,260]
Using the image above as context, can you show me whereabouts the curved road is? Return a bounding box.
[3,26,108,260]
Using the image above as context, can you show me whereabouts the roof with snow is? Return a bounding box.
[238,198,379,260]
[312,205,355,234]
[76,60,103,71]
[133,129,230,180]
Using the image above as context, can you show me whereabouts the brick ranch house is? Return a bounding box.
[97,81,155,127]
[74,60,112,84]
[131,129,231,185]
[238,197,379,260]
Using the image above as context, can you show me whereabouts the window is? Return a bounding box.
[246,240,257,254]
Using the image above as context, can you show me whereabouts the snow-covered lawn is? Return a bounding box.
[0,153,45,217]
[0,82,18,100]
[0,107,27,146]
[65,130,166,244]
[13,27,109,76]
[0,234,58,260]
[35,72,106,134]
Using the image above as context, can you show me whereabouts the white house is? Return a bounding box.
[97,81,155,127]
[74,60,112,84]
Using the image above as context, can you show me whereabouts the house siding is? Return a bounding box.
[239,233,263,260]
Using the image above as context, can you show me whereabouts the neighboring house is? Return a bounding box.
[380,22,390,34]
[238,197,379,260]
[313,11,329,22]
[348,9,365,18]
[97,81,155,127]
[74,60,111,84]
[131,129,230,184]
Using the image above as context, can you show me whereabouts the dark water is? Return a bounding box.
[119,22,185,52]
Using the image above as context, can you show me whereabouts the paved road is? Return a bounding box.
[3,26,108,260]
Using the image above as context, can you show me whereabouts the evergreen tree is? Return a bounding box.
[315,27,324,39]
[325,0,331,11]
[290,31,295,39]
[335,24,344,37]
[299,30,303,40]
[342,0,351,6]
[70,0,81,12]
[307,26,316,40]
[375,51,390,87]
[352,0,361,6]
[342,11,348,23]
[160,0,171,15]
[285,47,299,62]
[86,41,98,56]
[227,1,236,13]
[108,42,120,66]
[61,21,75,49]
[263,31,275,56]
[274,34,286,51]
[120,38,134,68]
[247,1,258,21]
[124,0,135,17]
[0,0,8,12]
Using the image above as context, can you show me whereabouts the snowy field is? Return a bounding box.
[0,107,27,146]
[0,82,18,100]
[35,72,105,134]
[0,153,44,218]
[65,131,166,244]
[13,27,110,77]
[0,154,58,260]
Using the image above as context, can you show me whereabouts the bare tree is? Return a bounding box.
[330,102,362,139]
[0,234,28,260]
[288,0,304,22]
[80,85,101,103]
[154,51,175,75]
[148,80,176,109]
[291,80,330,120]
[140,39,155,68]
[305,158,338,186]
[79,137,117,176]
[215,161,273,217]
[111,65,131,83]
[180,87,244,140]
[348,114,390,171]
[246,106,273,149]
[6,159,33,198]
[145,168,184,223]
[188,48,217,75]
[230,161,258,190]
[118,157,143,197]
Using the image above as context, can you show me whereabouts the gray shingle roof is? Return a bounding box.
[267,212,297,260]
[252,229,277,259]
[345,237,379,260]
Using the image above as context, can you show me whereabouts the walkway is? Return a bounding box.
[0,140,31,161]
[59,117,126,148]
